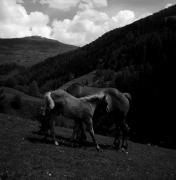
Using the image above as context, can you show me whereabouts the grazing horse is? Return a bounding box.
[42,89,107,151]
[66,83,131,150]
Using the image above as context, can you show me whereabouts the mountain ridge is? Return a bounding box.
[0,36,78,67]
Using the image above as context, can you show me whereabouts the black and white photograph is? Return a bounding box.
[0,0,176,179]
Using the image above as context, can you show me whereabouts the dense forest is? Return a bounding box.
[1,5,176,147]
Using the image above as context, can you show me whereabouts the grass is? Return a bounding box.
[0,36,77,67]
[0,113,176,180]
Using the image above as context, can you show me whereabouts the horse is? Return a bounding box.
[42,88,108,151]
[66,83,131,150]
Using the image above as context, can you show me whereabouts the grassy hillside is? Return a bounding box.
[0,36,77,67]
[0,87,41,102]
[0,87,42,120]
[0,113,176,180]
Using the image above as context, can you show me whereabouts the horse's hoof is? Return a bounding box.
[96,145,101,152]
[55,141,59,146]
[121,147,128,154]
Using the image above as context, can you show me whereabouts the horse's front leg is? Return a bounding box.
[121,121,129,152]
[86,118,100,151]
[50,117,59,146]
[71,122,78,141]
[113,126,121,150]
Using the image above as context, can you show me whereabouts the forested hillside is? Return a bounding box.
[4,5,176,147]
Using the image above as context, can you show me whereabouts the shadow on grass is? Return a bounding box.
[27,130,115,150]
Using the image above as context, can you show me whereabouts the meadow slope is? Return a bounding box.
[0,36,77,67]
[0,114,176,180]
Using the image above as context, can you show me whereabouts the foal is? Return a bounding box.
[43,89,107,151]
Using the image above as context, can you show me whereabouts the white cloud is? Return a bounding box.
[35,0,107,11]
[38,0,80,11]
[136,12,152,21]
[78,0,108,10]
[0,0,51,38]
[165,3,173,8]
[111,10,135,28]
[51,9,135,46]
[0,0,135,46]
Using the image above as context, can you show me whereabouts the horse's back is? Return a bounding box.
[67,83,104,97]
[51,89,94,120]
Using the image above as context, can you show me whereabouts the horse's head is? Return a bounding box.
[100,94,111,113]
[92,93,109,116]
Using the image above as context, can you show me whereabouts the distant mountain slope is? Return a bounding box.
[23,4,176,89]
[0,36,78,66]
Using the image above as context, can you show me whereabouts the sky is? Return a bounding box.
[0,0,175,46]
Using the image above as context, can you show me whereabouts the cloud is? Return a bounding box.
[165,3,173,8]
[35,0,107,11]
[111,10,135,28]
[136,12,152,21]
[78,0,108,10]
[0,0,51,38]
[0,0,135,46]
[38,0,80,11]
[51,9,135,46]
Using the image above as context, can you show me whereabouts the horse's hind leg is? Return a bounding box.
[121,120,129,151]
[50,118,59,146]
[113,126,121,150]
[85,118,100,151]
[79,122,87,142]
[71,122,78,141]
[71,120,86,142]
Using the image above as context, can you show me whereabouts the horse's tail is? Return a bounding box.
[124,93,132,102]
[44,91,55,109]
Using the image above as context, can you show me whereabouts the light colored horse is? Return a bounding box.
[66,83,131,150]
[42,89,107,150]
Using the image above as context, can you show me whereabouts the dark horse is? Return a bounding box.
[42,89,108,151]
[66,83,131,150]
